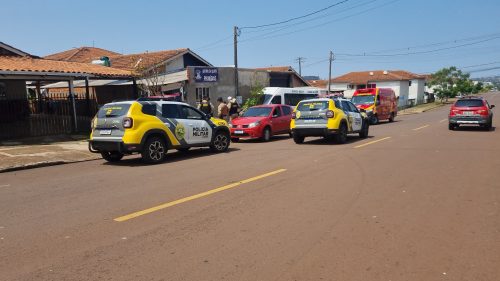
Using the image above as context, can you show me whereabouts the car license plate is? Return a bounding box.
[100,129,112,135]
[234,130,244,134]
[462,111,474,116]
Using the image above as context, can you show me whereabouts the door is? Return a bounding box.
[342,100,362,132]
[179,105,212,144]
[280,105,293,133]
[270,106,287,133]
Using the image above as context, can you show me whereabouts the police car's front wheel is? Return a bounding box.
[142,136,167,164]
[210,131,230,153]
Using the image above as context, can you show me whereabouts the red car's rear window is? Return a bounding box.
[454,99,484,107]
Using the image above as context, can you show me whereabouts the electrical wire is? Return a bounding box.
[239,0,351,30]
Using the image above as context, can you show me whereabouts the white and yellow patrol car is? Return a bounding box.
[290,98,370,144]
[89,100,230,163]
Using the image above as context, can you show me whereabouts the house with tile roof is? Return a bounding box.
[44,47,120,63]
[326,70,426,106]
[0,42,135,140]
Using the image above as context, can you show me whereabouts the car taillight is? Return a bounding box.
[450,109,459,116]
[291,112,296,119]
[326,110,335,118]
[477,109,488,116]
[123,117,133,128]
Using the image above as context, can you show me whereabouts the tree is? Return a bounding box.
[242,84,265,110]
[135,63,163,97]
[428,66,474,102]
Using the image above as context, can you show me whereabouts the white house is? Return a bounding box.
[327,70,426,107]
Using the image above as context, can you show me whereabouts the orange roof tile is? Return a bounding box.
[332,70,424,84]
[109,49,188,71]
[44,47,121,63]
[0,56,133,77]
[307,79,328,88]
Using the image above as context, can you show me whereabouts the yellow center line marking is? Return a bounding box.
[412,124,430,131]
[354,137,391,149]
[439,118,448,123]
[114,169,287,222]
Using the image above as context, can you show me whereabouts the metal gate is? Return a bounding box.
[0,92,98,140]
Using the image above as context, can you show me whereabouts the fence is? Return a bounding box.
[0,92,98,140]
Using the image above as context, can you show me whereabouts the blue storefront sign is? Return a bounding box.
[194,68,218,83]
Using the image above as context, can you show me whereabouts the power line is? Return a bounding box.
[336,35,500,57]
[239,0,400,44]
[239,0,351,30]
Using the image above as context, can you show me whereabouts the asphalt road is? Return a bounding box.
[1,92,499,281]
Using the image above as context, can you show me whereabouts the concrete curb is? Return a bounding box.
[0,158,100,173]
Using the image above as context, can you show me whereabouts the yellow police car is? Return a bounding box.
[89,100,230,163]
[290,98,369,144]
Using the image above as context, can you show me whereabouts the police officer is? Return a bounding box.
[228,97,240,120]
[198,96,213,116]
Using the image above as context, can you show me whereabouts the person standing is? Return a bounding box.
[228,97,240,120]
[198,96,213,116]
[216,97,229,121]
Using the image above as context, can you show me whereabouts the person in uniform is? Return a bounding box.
[197,96,213,116]
[216,97,229,121]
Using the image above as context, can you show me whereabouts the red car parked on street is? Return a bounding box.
[230,104,293,141]
[448,96,495,130]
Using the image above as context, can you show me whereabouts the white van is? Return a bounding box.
[262,87,327,107]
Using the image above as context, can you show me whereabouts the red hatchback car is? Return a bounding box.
[448,97,495,130]
[230,104,293,141]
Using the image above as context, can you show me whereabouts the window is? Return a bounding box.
[272,107,282,117]
[341,101,352,112]
[271,95,282,104]
[367,83,376,88]
[281,106,292,116]
[455,99,484,107]
[409,81,412,86]
[180,106,203,120]
[284,93,317,106]
[297,101,329,111]
[195,87,210,100]
[347,84,354,90]
[141,103,157,116]
[97,103,131,118]
[162,104,182,118]
[334,99,341,109]
[347,102,359,113]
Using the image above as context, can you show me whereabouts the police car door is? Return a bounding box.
[179,105,212,144]
[347,101,363,131]
[341,100,361,132]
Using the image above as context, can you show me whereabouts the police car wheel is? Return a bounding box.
[101,152,124,162]
[142,136,167,164]
[293,135,305,144]
[210,131,230,152]
[335,123,348,144]
[261,127,271,142]
[370,115,379,125]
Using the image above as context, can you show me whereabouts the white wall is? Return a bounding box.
[409,79,425,104]
[329,82,354,97]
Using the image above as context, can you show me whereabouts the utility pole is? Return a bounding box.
[295,57,305,76]
[233,26,239,98]
[327,51,334,93]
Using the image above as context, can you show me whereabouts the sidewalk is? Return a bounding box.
[0,135,100,173]
[398,102,447,115]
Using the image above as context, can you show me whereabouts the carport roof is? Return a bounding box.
[0,56,133,78]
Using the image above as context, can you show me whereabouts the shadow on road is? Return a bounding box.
[234,135,290,144]
[103,147,241,167]
[453,126,496,132]
[300,135,374,146]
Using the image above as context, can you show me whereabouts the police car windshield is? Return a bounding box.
[243,107,272,117]
[297,101,328,111]
[352,95,375,105]
[97,104,131,118]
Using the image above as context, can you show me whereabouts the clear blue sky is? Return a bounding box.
[3,0,500,78]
